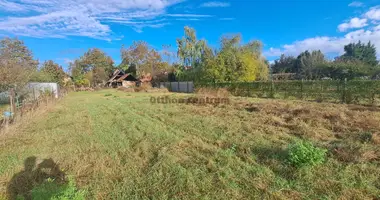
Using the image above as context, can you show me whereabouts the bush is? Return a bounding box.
[287,141,327,168]
[16,177,86,200]
[359,132,373,143]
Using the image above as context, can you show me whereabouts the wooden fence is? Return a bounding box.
[0,87,68,130]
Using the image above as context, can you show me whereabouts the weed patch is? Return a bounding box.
[287,141,327,168]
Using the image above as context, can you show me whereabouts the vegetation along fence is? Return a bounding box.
[196,80,380,105]
[0,84,68,130]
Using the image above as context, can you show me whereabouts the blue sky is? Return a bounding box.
[1,0,380,71]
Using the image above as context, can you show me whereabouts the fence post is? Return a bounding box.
[342,78,347,103]
[187,81,189,93]
[9,89,16,118]
[33,88,36,101]
[178,81,180,93]
[169,81,172,92]
[248,82,252,97]
[300,79,304,99]
[270,79,274,98]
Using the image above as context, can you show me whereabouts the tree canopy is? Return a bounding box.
[271,42,380,80]
[340,41,378,66]
[70,48,114,87]
[120,41,171,78]
[176,30,269,82]
[0,38,39,89]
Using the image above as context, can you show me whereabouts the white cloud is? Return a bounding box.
[200,1,230,8]
[348,1,364,7]
[365,7,380,20]
[132,23,170,33]
[0,0,184,39]
[264,27,380,58]
[338,17,368,32]
[0,0,26,11]
[265,6,380,59]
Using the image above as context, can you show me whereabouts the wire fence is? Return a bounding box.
[196,80,380,105]
[0,86,68,130]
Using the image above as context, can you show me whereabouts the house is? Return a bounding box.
[106,69,138,88]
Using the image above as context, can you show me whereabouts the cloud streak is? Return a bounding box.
[0,0,187,39]
[338,17,368,32]
[200,1,230,8]
[348,1,364,7]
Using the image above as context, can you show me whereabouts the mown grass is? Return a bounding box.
[0,89,380,199]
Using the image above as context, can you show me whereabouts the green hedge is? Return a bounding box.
[196,80,380,105]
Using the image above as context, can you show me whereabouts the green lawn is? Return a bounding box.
[0,89,379,199]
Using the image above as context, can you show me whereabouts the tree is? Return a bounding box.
[295,50,326,79]
[272,54,297,74]
[340,41,378,66]
[202,34,269,82]
[120,41,170,78]
[39,60,66,86]
[0,37,38,90]
[318,60,372,80]
[176,26,210,69]
[71,48,114,86]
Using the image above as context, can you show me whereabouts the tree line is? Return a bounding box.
[1,26,380,92]
[272,41,380,80]
[69,26,270,86]
[0,38,67,91]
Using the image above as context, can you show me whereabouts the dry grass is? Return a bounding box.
[118,83,169,93]
[117,87,135,92]
[235,100,380,140]
[0,90,379,199]
[196,87,230,98]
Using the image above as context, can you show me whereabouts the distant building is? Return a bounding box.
[106,69,138,88]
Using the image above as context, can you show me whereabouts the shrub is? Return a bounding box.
[287,141,327,168]
[359,132,373,143]
[104,93,112,97]
[29,177,86,200]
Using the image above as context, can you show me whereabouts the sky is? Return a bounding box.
[1,0,380,71]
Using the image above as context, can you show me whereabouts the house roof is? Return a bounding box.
[107,69,124,83]
[117,74,131,82]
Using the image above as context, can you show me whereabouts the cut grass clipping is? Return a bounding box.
[287,140,327,168]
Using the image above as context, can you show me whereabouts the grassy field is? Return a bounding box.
[0,89,380,199]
